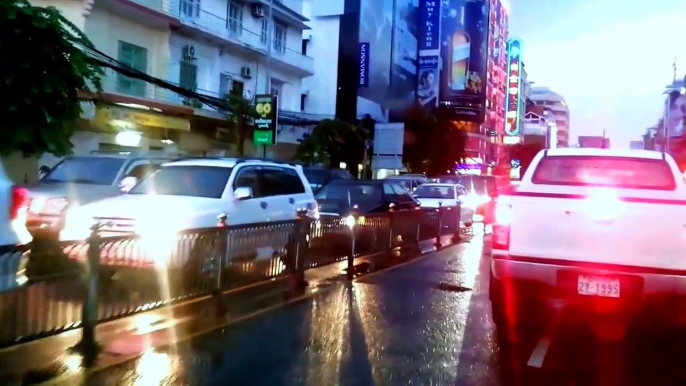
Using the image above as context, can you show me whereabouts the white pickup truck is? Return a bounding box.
[490,148,686,334]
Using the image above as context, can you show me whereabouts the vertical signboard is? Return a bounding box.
[504,38,522,136]
[417,0,441,112]
[438,0,489,123]
[358,43,370,87]
[253,94,278,145]
[357,0,419,123]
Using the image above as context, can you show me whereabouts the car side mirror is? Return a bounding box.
[119,176,138,193]
[234,187,253,200]
[38,165,51,181]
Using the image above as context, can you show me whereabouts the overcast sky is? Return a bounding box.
[509,0,686,148]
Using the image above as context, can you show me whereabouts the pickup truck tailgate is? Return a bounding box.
[509,192,686,271]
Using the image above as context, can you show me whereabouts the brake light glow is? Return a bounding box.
[492,203,512,250]
[10,186,30,220]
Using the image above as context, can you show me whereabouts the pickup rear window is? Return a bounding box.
[532,156,677,190]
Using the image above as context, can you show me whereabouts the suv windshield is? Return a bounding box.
[414,185,455,199]
[42,157,126,185]
[532,156,677,190]
[130,166,233,198]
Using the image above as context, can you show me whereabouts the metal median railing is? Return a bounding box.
[0,204,467,352]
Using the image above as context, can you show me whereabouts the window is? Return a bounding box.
[260,168,306,196]
[414,185,456,199]
[179,47,198,92]
[234,168,261,196]
[219,74,232,97]
[43,157,126,186]
[532,156,677,191]
[391,184,413,201]
[231,80,244,97]
[316,183,383,203]
[234,167,305,197]
[273,22,286,53]
[270,79,283,98]
[180,0,200,17]
[117,42,148,97]
[131,166,233,198]
[261,18,268,44]
[227,0,243,34]
[300,94,307,111]
[301,39,308,55]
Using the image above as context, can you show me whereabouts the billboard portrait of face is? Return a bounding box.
[667,92,686,138]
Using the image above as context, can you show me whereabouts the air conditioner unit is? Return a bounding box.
[240,67,252,78]
[251,3,265,18]
[182,45,195,60]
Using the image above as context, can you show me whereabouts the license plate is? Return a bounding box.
[577,275,620,298]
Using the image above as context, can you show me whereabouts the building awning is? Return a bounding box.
[91,105,190,131]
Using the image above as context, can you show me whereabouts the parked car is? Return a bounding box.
[60,157,318,241]
[315,179,420,216]
[301,166,354,194]
[412,183,474,227]
[384,174,430,192]
[435,175,509,223]
[0,161,32,290]
[25,151,182,236]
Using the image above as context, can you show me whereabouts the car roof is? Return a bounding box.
[164,157,302,169]
[544,147,664,160]
[417,183,465,188]
[329,179,385,185]
[386,175,427,179]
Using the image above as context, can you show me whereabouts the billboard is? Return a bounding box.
[416,0,441,112]
[358,0,419,123]
[438,0,489,122]
[253,94,278,145]
[504,38,522,136]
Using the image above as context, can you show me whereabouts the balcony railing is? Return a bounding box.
[99,68,221,109]
[178,6,313,74]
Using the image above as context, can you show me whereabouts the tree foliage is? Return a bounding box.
[509,141,545,177]
[403,102,468,175]
[0,0,102,157]
[225,93,258,156]
[294,119,362,167]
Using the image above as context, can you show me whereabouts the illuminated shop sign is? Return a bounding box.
[504,38,522,136]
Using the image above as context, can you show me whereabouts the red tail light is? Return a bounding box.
[10,186,30,220]
[492,203,512,250]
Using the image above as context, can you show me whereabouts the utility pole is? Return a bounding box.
[601,129,606,149]
[262,0,274,158]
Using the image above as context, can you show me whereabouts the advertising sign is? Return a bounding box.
[438,0,489,123]
[253,94,278,146]
[357,0,419,123]
[419,0,441,50]
[358,43,370,87]
[417,56,440,109]
[504,38,522,136]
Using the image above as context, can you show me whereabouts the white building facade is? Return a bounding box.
[31,0,315,162]
[529,87,570,147]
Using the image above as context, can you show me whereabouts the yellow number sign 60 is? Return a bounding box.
[255,102,272,117]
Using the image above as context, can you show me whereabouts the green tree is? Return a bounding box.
[403,103,469,175]
[295,119,361,167]
[225,93,258,156]
[0,0,102,157]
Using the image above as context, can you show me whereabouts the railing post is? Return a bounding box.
[70,223,102,366]
[453,203,462,243]
[215,213,228,318]
[345,210,358,280]
[290,209,310,294]
[387,203,396,258]
[435,201,444,250]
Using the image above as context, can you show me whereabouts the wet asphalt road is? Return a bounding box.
[78,232,686,386]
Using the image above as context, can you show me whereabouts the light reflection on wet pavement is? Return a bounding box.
[75,232,686,386]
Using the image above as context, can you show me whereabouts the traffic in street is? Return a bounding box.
[66,227,686,386]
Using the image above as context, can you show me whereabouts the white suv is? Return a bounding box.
[60,158,317,241]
